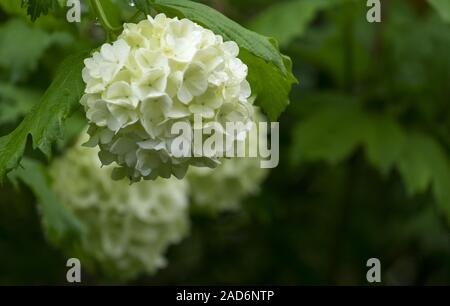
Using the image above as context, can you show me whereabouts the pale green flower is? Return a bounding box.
[187,157,268,213]
[187,108,269,213]
[83,39,130,85]
[81,14,254,181]
[49,134,190,280]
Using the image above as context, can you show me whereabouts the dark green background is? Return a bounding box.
[0,0,449,285]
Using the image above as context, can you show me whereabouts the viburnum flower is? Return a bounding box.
[187,157,269,213]
[187,107,269,213]
[81,13,254,181]
[49,134,190,280]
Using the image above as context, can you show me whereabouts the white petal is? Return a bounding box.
[222,41,239,57]
[100,43,116,62]
[177,85,193,104]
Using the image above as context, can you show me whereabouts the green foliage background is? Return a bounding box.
[0,0,449,284]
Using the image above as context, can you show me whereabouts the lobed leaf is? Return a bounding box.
[0,53,86,182]
[21,0,58,21]
[249,0,336,48]
[291,101,450,221]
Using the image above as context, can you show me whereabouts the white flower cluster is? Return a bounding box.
[187,157,269,213]
[81,14,254,181]
[187,108,269,213]
[49,135,189,280]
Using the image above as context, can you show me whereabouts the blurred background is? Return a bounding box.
[0,0,449,285]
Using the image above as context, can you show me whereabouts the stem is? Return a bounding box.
[89,0,122,41]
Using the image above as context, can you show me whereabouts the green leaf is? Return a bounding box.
[428,0,450,23]
[8,158,85,246]
[291,100,450,222]
[21,0,58,21]
[240,50,297,121]
[0,82,41,125]
[363,116,405,176]
[133,0,153,15]
[431,154,450,220]
[249,0,335,48]
[143,0,297,120]
[291,103,368,165]
[0,52,86,182]
[0,19,73,82]
[397,134,435,195]
[396,132,450,220]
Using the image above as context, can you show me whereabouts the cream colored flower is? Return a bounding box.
[81,14,254,181]
[49,134,190,280]
[187,107,269,213]
[187,157,268,213]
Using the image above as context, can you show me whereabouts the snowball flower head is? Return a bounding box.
[49,134,190,280]
[187,157,268,213]
[81,14,254,181]
[187,107,269,213]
